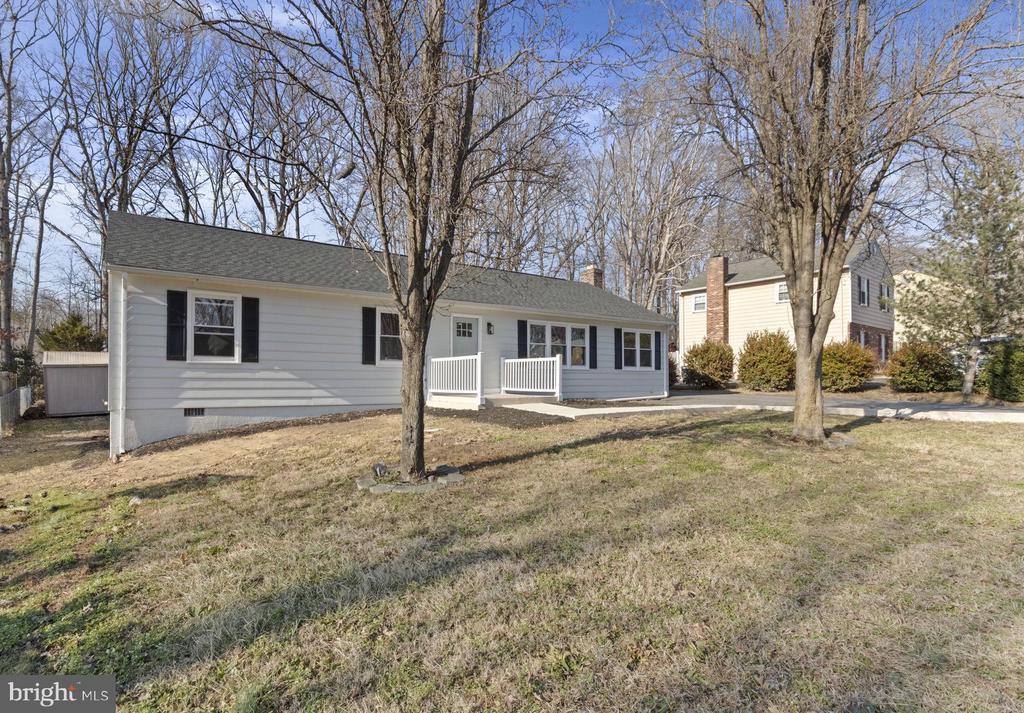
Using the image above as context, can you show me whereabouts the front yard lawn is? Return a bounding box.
[1,411,1022,711]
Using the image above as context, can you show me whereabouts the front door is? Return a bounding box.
[452,317,480,357]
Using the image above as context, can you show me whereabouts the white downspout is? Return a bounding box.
[118,272,127,457]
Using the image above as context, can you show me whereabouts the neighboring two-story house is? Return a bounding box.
[678,242,895,365]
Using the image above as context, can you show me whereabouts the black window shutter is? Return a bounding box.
[589,325,598,369]
[654,331,662,370]
[517,320,528,358]
[241,297,259,362]
[166,290,187,361]
[613,328,622,370]
[362,307,377,365]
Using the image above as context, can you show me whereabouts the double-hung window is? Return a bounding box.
[569,326,587,367]
[879,283,892,312]
[189,292,240,362]
[776,282,790,303]
[622,329,654,369]
[527,322,588,368]
[693,294,706,312]
[379,311,402,362]
[857,276,870,306]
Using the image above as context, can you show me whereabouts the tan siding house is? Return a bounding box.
[678,243,894,369]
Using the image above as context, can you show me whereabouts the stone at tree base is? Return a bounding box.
[356,475,376,490]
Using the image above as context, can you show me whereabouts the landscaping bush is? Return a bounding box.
[887,341,961,393]
[668,351,680,386]
[978,341,1024,402]
[683,340,734,389]
[737,330,795,391]
[821,340,875,392]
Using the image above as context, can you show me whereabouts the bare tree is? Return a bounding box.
[54,0,202,331]
[596,81,716,314]
[0,0,53,364]
[677,0,1019,441]
[206,43,342,237]
[181,0,587,480]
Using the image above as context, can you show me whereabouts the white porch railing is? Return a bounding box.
[428,352,483,405]
[500,356,561,399]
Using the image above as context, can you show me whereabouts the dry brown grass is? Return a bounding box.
[1,411,1023,712]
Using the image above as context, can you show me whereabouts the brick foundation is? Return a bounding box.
[849,322,893,363]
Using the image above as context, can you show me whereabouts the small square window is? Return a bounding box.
[455,321,473,338]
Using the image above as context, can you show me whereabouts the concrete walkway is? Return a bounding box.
[503,392,1024,424]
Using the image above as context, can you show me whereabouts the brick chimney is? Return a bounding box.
[706,255,729,343]
[581,264,604,289]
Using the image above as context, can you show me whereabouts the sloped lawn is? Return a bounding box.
[1,411,1022,711]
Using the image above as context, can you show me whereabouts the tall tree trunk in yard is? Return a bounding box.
[399,318,428,481]
[792,320,825,441]
[680,0,1013,441]
[962,343,982,398]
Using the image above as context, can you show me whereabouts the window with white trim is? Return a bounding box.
[693,294,706,312]
[776,282,790,303]
[879,283,893,312]
[455,320,474,338]
[527,322,588,367]
[622,329,654,369]
[379,311,402,362]
[189,292,239,362]
[857,275,870,306]
[570,326,587,367]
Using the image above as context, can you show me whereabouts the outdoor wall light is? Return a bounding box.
[487,322,495,335]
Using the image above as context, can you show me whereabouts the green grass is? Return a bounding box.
[1,411,1023,711]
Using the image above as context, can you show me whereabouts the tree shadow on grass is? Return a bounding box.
[112,473,252,501]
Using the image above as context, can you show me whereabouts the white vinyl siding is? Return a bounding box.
[114,273,668,451]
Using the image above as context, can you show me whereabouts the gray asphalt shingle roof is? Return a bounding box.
[105,213,671,324]
[677,248,866,292]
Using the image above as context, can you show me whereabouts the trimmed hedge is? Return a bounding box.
[683,340,734,389]
[737,330,795,391]
[887,342,961,393]
[821,340,876,392]
[978,341,1024,402]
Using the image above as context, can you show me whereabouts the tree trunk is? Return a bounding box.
[26,213,44,355]
[0,229,12,366]
[962,344,981,397]
[792,325,826,442]
[398,307,429,482]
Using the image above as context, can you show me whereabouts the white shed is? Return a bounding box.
[42,351,109,416]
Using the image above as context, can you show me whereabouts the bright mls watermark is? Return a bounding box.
[1,676,115,712]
